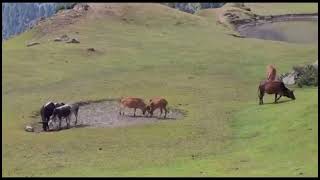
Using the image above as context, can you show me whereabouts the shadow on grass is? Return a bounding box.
[45,124,90,132]
[262,99,293,105]
[124,114,177,120]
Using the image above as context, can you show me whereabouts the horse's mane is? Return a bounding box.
[266,64,277,81]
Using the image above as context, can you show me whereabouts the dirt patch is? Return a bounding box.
[28,99,186,133]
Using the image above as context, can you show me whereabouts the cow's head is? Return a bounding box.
[285,89,295,100]
[144,105,152,116]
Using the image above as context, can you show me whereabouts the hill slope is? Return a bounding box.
[2,3,318,177]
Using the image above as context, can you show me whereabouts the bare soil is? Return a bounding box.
[29,99,186,133]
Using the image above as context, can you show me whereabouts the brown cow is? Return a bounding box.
[119,96,147,117]
[146,97,168,118]
[266,64,277,81]
[258,80,295,105]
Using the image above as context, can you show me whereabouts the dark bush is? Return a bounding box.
[295,65,318,87]
[55,3,77,13]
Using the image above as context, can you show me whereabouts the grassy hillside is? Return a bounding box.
[2,3,318,177]
[245,3,318,15]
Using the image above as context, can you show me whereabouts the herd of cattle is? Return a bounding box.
[40,97,168,131]
[39,65,295,132]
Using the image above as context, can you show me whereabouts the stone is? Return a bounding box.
[26,42,40,47]
[54,38,62,42]
[313,60,318,69]
[282,71,298,85]
[25,125,34,132]
[60,34,70,41]
[66,38,80,43]
[73,3,89,11]
[87,48,95,52]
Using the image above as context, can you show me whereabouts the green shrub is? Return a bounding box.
[295,64,318,87]
[55,3,77,13]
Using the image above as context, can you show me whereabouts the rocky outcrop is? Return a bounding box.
[53,34,70,42]
[26,42,40,47]
[66,38,80,43]
[281,71,299,85]
[73,3,89,11]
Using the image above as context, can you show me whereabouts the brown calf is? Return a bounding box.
[119,96,147,117]
[146,97,168,118]
[258,80,295,105]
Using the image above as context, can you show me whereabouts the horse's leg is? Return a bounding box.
[134,108,136,117]
[160,108,163,117]
[274,93,278,103]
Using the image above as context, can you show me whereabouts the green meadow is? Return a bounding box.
[2,3,318,176]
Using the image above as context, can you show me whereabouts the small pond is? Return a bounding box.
[238,19,318,44]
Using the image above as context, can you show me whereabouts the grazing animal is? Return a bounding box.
[40,102,65,131]
[146,97,168,118]
[52,104,72,130]
[266,64,278,81]
[119,97,147,117]
[258,80,295,105]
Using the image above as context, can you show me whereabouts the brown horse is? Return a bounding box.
[266,64,277,81]
[258,80,295,105]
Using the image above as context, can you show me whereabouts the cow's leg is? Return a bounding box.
[66,116,70,129]
[65,116,68,128]
[58,117,62,130]
[119,106,122,115]
[149,109,153,117]
[74,111,78,126]
[259,91,264,105]
[43,117,47,131]
[276,95,282,101]
[46,117,51,130]
[134,108,136,117]
[164,107,168,119]
[43,120,48,131]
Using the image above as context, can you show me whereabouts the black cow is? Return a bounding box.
[52,104,72,130]
[40,102,65,131]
